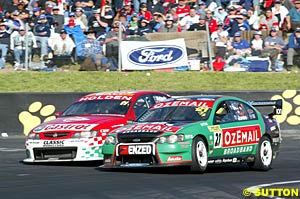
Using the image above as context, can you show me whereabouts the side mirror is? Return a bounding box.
[55,112,62,118]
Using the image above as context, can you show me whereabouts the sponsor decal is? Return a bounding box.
[34,124,98,132]
[222,125,261,147]
[152,100,213,109]
[128,45,184,66]
[118,145,152,155]
[167,156,182,162]
[223,145,253,155]
[200,122,208,126]
[78,95,132,102]
[120,124,181,133]
[208,125,222,133]
[43,140,64,147]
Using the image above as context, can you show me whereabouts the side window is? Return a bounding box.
[214,101,235,124]
[133,97,149,118]
[228,100,257,121]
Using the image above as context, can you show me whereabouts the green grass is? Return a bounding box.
[0,70,299,92]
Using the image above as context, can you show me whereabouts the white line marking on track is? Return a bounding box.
[247,180,300,199]
[0,148,24,152]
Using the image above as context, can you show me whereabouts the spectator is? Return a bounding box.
[138,3,152,22]
[152,0,166,15]
[159,16,179,32]
[195,1,206,17]
[227,31,251,57]
[211,22,228,57]
[137,18,153,36]
[52,5,65,33]
[149,12,165,32]
[247,7,259,30]
[206,10,218,34]
[29,7,42,30]
[74,0,94,19]
[10,27,38,69]
[127,13,139,35]
[133,0,147,13]
[286,27,300,71]
[214,6,228,23]
[64,18,86,58]
[48,29,75,56]
[286,0,300,31]
[259,8,279,30]
[261,27,285,70]
[10,10,25,31]
[250,30,264,56]
[235,15,251,31]
[88,9,109,39]
[33,14,51,61]
[0,21,10,68]
[272,0,289,30]
[69,12,87,32]
[81,29,104,70]
[188,15,206,31]
[118,1,134,20]
[75,7,88,28]
[105,21,124,70]
[179,7,200,31]
[173,0,190,21]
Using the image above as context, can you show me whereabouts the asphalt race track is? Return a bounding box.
[1,131,300,199]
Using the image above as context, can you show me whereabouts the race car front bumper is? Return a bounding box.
[23,138,104,163]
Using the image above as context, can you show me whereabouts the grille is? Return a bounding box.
[116,155,158,165]
[33,147,77,160]
[43,132,70,138]
[118,133,158,143]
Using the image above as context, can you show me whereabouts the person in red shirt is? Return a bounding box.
[206,10,218,34]
[172,0,190,20]
[138,3,152,22]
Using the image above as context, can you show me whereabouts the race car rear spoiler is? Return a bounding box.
[248,99,283,117]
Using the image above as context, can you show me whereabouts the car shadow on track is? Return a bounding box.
[20,160,103,167]
[96,164,273,175]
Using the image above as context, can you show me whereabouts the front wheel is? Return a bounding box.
[248,136,273,171]
[191,136,208,173]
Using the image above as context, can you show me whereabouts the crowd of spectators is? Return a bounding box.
[0,0,300,71]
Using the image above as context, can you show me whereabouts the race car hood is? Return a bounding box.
[114,122,192,135]
[32,115,127,133]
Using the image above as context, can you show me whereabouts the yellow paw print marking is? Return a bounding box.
[271,90,300,125]
[19,101,56,136]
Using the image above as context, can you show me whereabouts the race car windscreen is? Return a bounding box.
[137,106,211,122]
[61,100,131,116]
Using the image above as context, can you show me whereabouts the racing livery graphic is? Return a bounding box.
[24,91,170,163]
[102,96,282,173]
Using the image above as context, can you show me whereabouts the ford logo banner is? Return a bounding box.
[128,45,184,67]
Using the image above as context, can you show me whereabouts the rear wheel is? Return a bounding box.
[191,136,208,173]
[248,136,273,171]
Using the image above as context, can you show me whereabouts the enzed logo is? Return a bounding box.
[128,45,184,66]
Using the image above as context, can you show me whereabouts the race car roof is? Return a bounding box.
[76,91,169,102]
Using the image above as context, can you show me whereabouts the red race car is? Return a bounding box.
[24,91,170,163]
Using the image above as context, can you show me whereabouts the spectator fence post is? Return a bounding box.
[205,22,213,71]
[24,23,29,71]
[118,21,122,72]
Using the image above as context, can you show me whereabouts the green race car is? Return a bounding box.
[101,96,282,173]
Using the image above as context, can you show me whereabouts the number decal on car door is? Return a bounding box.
[214,132,222,148]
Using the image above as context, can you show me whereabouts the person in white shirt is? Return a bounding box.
[211,22,228,57]
[48,29,75,56]
[271,0,289,30]
[247,8,259,30]
[10,27,38,69]
[179,7,200,31]
[251,30,264,56]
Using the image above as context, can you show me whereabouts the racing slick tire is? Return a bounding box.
[191,136,208,173]
[248,136,273,171]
